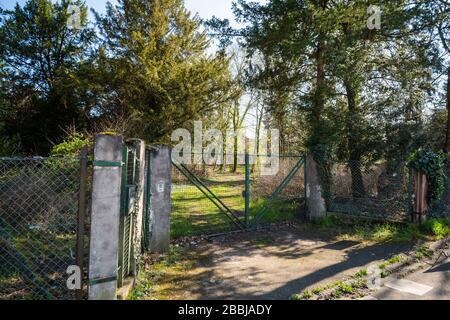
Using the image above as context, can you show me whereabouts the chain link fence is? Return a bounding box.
[429,165,450,219]
[250,155,306,224]
[0,156,83,300]
[329,161,412,222]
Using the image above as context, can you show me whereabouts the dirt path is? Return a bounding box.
[140,224,414,300]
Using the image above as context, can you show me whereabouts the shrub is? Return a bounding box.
[407,148,447,207]
[423,218,450,239]
[50,132,90,157]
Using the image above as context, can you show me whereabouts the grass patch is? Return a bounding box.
[291,252,407,300]
[1,230,77,300]
[128,246,197,300]
[316,215,338,229]
[314,214,449,243]
[290,290,313,300]
[171,173,300,238]
[353,269,368,278]
[171,183,242,238]
[331,282,354,297]
[378,254,404,277]
[415,244,433,261]
[423,218,450,239]
[249,198,298,224]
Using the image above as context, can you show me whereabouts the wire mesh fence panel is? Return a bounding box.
[429,165,450,219]
[0,157,82,300]
[250,155,305,225]
[329,161,412,222]
[171,160,246,238]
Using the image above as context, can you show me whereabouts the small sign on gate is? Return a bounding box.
[157,181,165,193]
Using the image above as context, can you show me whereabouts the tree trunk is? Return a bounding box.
[232,135,238,173]
[309,32,326,147]
[344,79,366,198]
[445,67,450,155]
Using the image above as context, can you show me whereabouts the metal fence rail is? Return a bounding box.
[0,156,84,300]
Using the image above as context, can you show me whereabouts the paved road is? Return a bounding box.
[364,256,450,300]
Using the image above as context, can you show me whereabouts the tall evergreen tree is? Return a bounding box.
[0,0,94,154]
[94,0,236,142]
[208,0,445,197]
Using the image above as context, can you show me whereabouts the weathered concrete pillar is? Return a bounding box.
[305,154,327,220]
[148,146,172,253]
[128,139,146,274]
[88,134,123,300]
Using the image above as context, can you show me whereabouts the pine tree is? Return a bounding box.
[94,0,236,142]
[0,0,95,154]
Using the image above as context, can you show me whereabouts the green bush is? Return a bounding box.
[395,223,422,242]
[423,218,450,239]
[50,132,89,157]
[408,148,447,206]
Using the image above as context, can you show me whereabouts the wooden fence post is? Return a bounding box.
[412,170,428,224]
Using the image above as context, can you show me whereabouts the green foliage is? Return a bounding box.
[315,214,441,242]
[415,244,433,261]
[128,246,196,300]
[291,290,313,300]
[94,0,235,143]
[353,269,368,279]
[408,148,447,206]
[387,255,402,265]
[49,132,89,157]
[210,0,446,164]
[0,0,95,155]
[333,282,354,296]
[423,218,450,239]
[395,224,422,242]
[316,215,338,229]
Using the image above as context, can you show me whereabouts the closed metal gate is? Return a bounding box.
[117,144,139,287]
[171,153,306,237]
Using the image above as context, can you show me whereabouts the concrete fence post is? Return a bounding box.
[305,154,327,220]
[148,146,172,253]
[88,134,123,300]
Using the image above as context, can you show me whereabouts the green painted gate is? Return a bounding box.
[171,153,306,237]
[117,143,139,288]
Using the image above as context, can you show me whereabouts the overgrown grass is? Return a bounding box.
[171,183,241,237]
[249,198,298,224]
[423,218,450,239]
[315,215,450,243]
[291,275,369,300]
[128,246,197,300]
[415,244,433,261]
[171,174,300,238]
[1,231,77,300]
